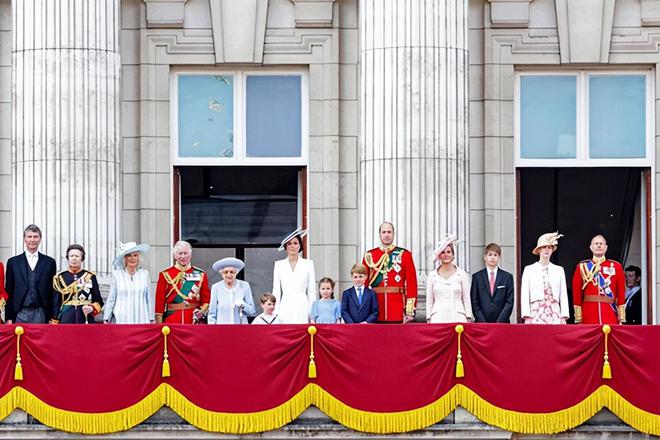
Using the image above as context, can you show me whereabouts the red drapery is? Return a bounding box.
[0,324,658,434]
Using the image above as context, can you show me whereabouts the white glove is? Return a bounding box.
[233,300,245,308]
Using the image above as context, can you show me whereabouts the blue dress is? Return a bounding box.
[311,299,341,324]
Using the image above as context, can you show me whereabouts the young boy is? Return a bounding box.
[341,264,378,323]
[252,293,283,324]
[470,243,514,323]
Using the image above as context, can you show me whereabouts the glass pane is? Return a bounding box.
[178,75,234,158]
[246,75,302,157]
[180,166,299,246]
[520,75,577,159]
[244,247,282,311]
[589,75,646,158]
[192,248,236,286]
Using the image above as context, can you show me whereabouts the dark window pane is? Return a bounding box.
[180,166,299,246]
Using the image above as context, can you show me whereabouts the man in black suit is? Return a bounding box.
[470,243,514,323]
[624,265,642,325]
[5,225,57,324]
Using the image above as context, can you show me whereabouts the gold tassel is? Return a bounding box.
[602,325,611,379]
[162,326,171,378]
[14,326,24,381]
[455,325,464,378]
[307,326,317,379]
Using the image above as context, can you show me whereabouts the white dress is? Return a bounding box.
[103,268,153,324]
[426,267,473,323]
[207,279,256,324]
[272,257,316,324]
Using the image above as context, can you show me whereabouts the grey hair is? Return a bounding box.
[172,240,192,255]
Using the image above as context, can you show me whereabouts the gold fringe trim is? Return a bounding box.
[0,383,657,435]
[11,385,166,434]
[165,384,313,433]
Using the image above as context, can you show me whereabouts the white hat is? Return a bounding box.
[433,233,457,266]
[532,232,563,255]
[113,242,150,268]
[278,227,308,251]
[212,257,245,273]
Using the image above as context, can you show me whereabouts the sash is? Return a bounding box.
[364,247,403,287]
[583,260,617,314]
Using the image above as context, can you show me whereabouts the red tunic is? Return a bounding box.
[155,265,211,324]
[362,246,418,322]
[572,258,625,325]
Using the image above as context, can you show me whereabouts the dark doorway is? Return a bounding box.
[518,168,644,323]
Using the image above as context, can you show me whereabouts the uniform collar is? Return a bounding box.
[592,256,606,264]
[175,262,191,272]
[379,244,396,253]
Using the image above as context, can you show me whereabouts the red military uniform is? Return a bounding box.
[572,257,625,325]
[362,245,418,322]
[0,262,7,323]
[155,264,210,324]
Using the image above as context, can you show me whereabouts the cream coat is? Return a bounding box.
[520,261,569,319]
[426,267,473,323]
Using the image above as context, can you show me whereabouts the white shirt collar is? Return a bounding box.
[26,250,38,259]
[487,267,498,277]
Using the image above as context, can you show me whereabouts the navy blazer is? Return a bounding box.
[469,268,514,323]
[341,286,378,323]
[5,252,57,322]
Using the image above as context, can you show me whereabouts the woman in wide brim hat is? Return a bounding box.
[207,257,256,324]
[426,234,473,323]
[520,232,569,324]
[272,227,317,324]
[103,242,153,324]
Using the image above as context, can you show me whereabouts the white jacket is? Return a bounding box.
[520,262,569,319]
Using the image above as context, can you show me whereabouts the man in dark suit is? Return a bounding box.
[470,243,514,323]
[341,264,378,323]
[5,225,57,324]
[624,265,642,325]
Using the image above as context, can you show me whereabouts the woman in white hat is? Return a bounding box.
[520,232,569,324]
[272,227,316,324]
[103,242,153,324]
[208,257,255,324]
[426,234,473,323]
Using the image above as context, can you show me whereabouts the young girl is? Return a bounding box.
[310,277,342,324]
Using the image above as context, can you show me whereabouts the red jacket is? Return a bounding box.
[155,265,210,324]
[572,258,625,325]
[362,246,417,322]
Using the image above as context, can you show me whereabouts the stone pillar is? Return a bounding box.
[12,0,121,277]
[359,0,469,275]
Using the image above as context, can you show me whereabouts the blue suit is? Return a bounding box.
[341,285,378,323]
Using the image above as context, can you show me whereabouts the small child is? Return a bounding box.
[341,264,378,323]
[252,293,283,324]
[310,277,342,324]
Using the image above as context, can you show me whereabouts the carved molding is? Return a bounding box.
[641,0,660,26]
[143,0,188,28]
[209,0,269,64]
[289,0,337,28]
[555,0,616,63]
[487,0,533,28]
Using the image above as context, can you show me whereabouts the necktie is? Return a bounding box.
[489,271,495,295]
[357,287,363,305]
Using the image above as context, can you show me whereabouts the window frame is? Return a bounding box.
[515,69,654,167]
[171,67,309,166]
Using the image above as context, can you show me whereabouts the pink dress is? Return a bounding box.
[524,266,565,325]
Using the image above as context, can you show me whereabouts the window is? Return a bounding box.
[516,71,653,166]
[172,69,308,165]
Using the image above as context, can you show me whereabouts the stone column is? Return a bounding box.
[359,0,469,275]
[12,0,121,277]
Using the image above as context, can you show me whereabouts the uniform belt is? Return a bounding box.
[584,295,614,304]
[167,302,199,311]
[373,287,404,294]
